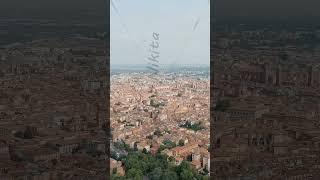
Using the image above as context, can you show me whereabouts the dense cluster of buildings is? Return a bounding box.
[0,38,109,179]
[111,72,210,175]
[212,23,320,179]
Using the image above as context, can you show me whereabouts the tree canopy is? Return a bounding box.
[112,151,209,180]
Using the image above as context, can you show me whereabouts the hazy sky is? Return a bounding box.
[111,0,210,65]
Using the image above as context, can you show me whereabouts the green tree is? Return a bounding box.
[123,153,140,170]
[111,173,125,180]
[178,139,185,146]
[180,121,204,131]
[176,161,195,177]
[168,156,175,163]
[133,142,138,151]
[121,151,206,180]
[180,169,194,180]
[201,175,210,180]
[154,129,162,136]
[150,99,160,108]
[161,170,178,180]
[142,148,148,154]
[149,167,163,180]
[126,168,143,180]
[176,161,190,174]
[158,145,167,153]
[112,168,117,175]
[162,140,176,149]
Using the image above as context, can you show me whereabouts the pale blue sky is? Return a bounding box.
[111,0,210,65]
